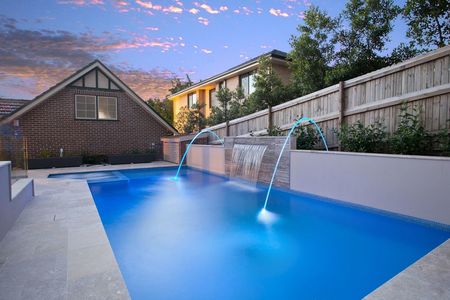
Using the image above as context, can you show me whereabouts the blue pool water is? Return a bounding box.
[66,167,449,300]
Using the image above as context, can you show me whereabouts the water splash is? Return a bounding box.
[262,117,329,212]
[230,144,267,182]
[173,128,224,180]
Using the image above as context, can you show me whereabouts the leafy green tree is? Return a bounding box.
[387,42,423,65]
[174,103,206,134]
[243,56,293,114]
[403,0,449,48]
[207,87,243,125]
[169,74,193,94]
[329,0,401,83]
[146,98,173,124]
[289,6,337,95]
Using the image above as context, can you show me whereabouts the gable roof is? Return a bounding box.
[0,60,178,134]
[0,98,30,118]
[169,49,288,98]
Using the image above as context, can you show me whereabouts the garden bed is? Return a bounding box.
[108,153,156,165]
[28,156,83,169]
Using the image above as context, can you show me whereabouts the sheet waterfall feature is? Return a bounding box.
[230,144,268,182]
[258,117,329,224]
[173,128,224,180]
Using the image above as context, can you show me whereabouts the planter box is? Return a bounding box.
[28,157,83,169]
[108,153,156,165]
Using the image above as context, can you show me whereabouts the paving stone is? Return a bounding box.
[365,239,450,300]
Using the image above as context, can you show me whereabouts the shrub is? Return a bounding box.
[295,126,320,150]
[267,125,284,136]
[336,121,387,153]
[436,124,450,156]
[38,149,53,158]
[82,154,108,165]
[390,104,430,155]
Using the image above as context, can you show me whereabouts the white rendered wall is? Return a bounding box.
[290,151,450,225]
[186,145,225,175]
[0,161,34,241]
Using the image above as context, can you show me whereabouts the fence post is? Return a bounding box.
[338,81,345,150]
[225,121,229,137]
[268,106,273,134]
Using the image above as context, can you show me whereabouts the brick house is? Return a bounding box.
[0,60,177,159]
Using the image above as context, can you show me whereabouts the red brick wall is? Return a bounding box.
[16,87,172,158]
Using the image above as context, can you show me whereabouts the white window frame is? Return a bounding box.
[239,72,255,97]
[188,92,197,109]
[97,96,118,120]
[75,95,97,120]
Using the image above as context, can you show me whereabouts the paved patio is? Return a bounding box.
[0,161,175,300]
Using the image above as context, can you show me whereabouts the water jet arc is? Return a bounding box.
[262,117,328,211]
[174,128,224,180]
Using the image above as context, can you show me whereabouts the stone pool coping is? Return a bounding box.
[0,161,176,300]
[365,239,450,299]
[0,161,448,299]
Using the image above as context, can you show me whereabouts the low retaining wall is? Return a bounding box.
[0,161,34,241]
[186,145,225,175]
[290,151,450,225]
[161,135,208,164]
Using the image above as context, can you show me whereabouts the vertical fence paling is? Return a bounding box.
[208,46,450,146]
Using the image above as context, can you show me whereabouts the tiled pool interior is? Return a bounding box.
[50,167,450,300]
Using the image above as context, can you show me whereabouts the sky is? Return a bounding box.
[0,0,408,100]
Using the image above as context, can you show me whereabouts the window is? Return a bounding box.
[188,92,197,108]
[239,72,256,96]
[209,89,218,108]
[219,80,226,90]
[75,95,96,119]
[98,96,117,120]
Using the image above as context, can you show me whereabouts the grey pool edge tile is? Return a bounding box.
[63,179,131,300]
[364,239,450,300]
[0,178,131,300]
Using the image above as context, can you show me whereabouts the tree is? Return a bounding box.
[207,87,243,125]
[243,56,292,114]
[174,104,206,134]
[169,74,193,94]
[289,6,337,95]
[329,0,401,83]
[146,98,173,125]
[403,0,449,48]
[387,42,423,65]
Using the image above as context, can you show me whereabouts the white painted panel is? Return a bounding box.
[187,145,225,175]
[0,162,34,241]
[84,70,96,88]
[72,78,83,87]
[290,150,450,225]
[110,81,119,90]
[98,71,109,89]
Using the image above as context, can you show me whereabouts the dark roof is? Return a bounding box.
[0,98,30,117]
[169,49,288,98]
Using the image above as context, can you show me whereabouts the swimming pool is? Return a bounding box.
[54,167,450,299]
